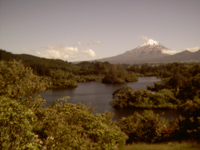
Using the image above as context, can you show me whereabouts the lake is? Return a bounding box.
[40,76,181,121]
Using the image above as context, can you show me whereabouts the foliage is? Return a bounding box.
[152,89,181,106]
[74,74,104,82]
[102,64,127,83]
[111,87,178,109]
[0,63,127,150]
[169,98,200,141]
[125,72,138,82]
[49,69,78,88]
[117,110,168,143]
[0,96,39,150]
[177,73,200,101]
[0,60,46,106]
[0,50,138,87]
[121,142,200,150]
[147,81,164,91]
[168,72,188,93]
[0,59,127,149]
[102,64,138,84]
[32,99,127,150]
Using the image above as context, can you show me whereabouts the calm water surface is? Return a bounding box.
[40,77,181,121]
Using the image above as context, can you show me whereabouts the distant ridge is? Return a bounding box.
[160,49,200,63]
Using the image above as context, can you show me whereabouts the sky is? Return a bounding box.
[0,0,200,62]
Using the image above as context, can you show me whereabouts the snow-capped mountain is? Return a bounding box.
[96,39,171,64]
[141,39,159,46]
[125,39,170,56]
[95,39,200,64]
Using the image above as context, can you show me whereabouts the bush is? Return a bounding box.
[0,60,46,100]
[117,110,168,143]
[0,96,38,150]
[125,72,138,82]
[111,87,179,109]
[33,99,127,150]
[169,98,200,141]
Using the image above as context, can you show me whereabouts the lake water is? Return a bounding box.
[40,77,181,121]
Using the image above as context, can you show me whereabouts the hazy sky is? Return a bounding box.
[0,0,200,62]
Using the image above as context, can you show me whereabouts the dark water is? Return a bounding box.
[40,77,181,121]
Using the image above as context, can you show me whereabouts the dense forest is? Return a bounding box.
[0,49,200,149]
[0,49,138,88]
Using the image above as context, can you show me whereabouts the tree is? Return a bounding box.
[0,60,46,107]
[125,72,138,82]
[0,96,39,150]
[102,64,129,84]
[117,110,168,143]
[169,71,187,93]
[33,99,127,149]
[169,98,200,141]
[111,87,135,108]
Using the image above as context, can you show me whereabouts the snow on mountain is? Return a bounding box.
[140,39,159,47]
[125,39,171,55]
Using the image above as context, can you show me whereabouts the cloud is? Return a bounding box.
[63,47,79,54]
[45,45,79,54]
[36,50,77,60]
[36,45,97,60]
[77,41,102,45]
[81,49,97,57]
[139,36,150,41]
[184,47,200,52]
[162,47,200,55]
[161,49,180,55]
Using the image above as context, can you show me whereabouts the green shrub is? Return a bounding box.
[117,110,169,143]
[125,72,138,82]
[33,98,127,150]
[0,96,39,150]
[169,98,200,141]
[0,60,46,100]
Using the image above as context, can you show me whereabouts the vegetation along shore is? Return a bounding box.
[0,49,200,149]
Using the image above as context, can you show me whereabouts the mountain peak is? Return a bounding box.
[140,39,159,47]
[96,38,200,64]
[147,39,159,45]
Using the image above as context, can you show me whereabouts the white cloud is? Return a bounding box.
[36,50,74,60]
[139,36,150,41]
[184,47,200,52]
[77,41,102,45]
[162,47,200,55]
[161,49,180,55]
[46,45,79,54]
[81,49,97,57]
[63,47,79,54]
[36,45,97,60]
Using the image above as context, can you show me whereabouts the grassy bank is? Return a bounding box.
[120,142,200,150]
